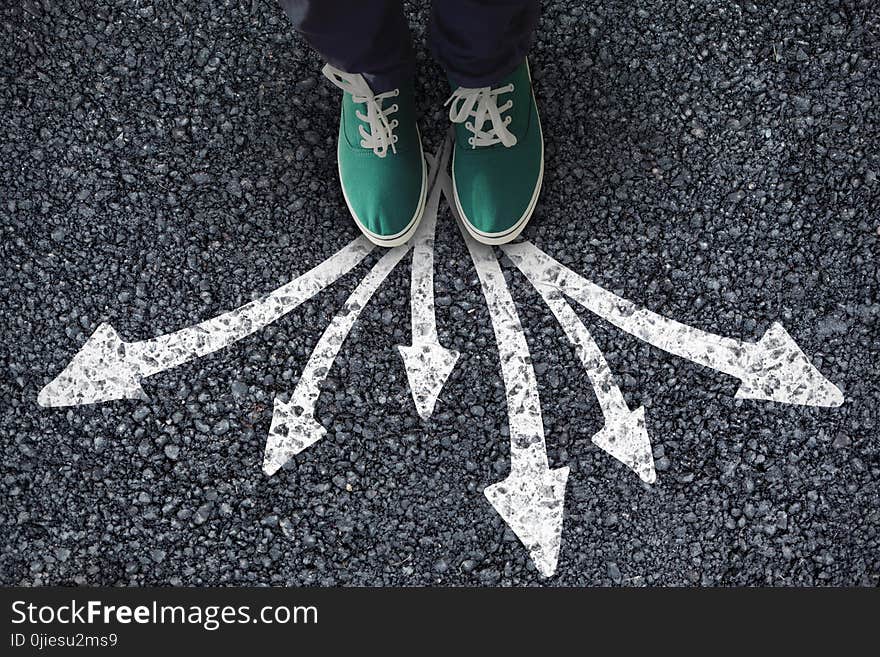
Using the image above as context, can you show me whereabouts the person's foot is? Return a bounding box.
[322,64,427,247]
[446,59,544,245]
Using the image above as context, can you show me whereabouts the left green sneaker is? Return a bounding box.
[446,59,544,245]
[322,64,427,247]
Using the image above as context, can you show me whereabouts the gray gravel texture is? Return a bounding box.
[2,0,878,586]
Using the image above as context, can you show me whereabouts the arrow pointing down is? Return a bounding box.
[523,280,656,484]
[444,175,568,577]
[264,146,450,474]
[397,136,459,419]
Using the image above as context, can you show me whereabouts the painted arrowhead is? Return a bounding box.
[262,397,327,476]
[484,466,570,577]
[592,406,656,484]
[397,342,459,420]
[38,323,146,407]
[735,322,844,408]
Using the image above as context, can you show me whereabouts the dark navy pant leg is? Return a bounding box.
[276,0,415,93]
[429,0,541,88]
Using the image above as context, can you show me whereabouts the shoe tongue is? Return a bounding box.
[347,73,375,98]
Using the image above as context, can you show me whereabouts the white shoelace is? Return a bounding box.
[445,83,517,148]
[322,64,400,157]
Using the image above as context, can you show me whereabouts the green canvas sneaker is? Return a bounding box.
[322,64,427,247]
[446,60,544,245]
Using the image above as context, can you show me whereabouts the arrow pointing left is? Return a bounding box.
[38,237,375,407]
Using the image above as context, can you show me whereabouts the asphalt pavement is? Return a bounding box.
[2,0,878,585]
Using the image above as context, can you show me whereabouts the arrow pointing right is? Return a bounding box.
[503,241,844,408]
[263,243,411,476]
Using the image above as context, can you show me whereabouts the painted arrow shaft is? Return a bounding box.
[503,241,749,377]
[294,244,409,414]
[263,243,411,474]
[130,237,375,377]
[445,174,569,577]
[503,241,843,408]
[524,279,657,484]
[409,209,440,344]
[397,140,459,421]
[38,236,375,407]
[409,139,451,345]
[462,235,548,475]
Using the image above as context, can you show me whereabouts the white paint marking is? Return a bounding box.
[264,149,449,474]
[442,175,568,577]
[397,137,459,420]
[523,282,656,483]
[38,238,375,407]
[503,242,844,408]
[263,244,411,475]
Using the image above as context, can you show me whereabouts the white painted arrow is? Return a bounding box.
[264,149,451,474]
[263,244,411,476]
[523,282,656,483]
[443,176,568,577]
[38,237,375,408]
[503,242,844,408]
[397,137,459,420]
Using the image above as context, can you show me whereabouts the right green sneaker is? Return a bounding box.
[446,59,544,245]
[322,64,427,247]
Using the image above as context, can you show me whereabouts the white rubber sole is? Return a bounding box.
[339,126,428,248]
[452,64,544,246]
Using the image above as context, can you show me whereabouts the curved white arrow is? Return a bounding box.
[263,244,411,475]
[445,177,568,577]
[524,282,656,484]
[38,237,375,408]
[503,242,844,408]
[397,137,459,420]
